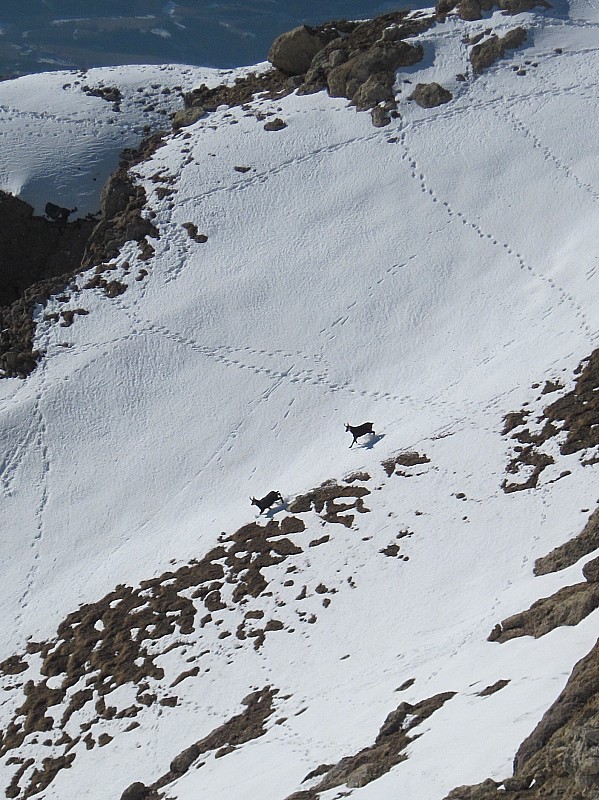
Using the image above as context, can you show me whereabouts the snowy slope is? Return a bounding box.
[1,2,599,799]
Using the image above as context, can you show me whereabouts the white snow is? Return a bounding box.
[1,3,599,799]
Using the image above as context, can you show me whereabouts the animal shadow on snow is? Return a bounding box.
[359,433,385,450]
[263,500,288,518]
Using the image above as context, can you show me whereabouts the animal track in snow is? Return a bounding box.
[13,365,52,632]
[398,129,595,344]
[497,106,599,203]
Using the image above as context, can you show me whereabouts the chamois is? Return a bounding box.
[345,422,375,448]
[251,491,283,514]
[45,202,77,223]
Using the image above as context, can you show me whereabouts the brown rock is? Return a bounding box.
[119,783,149,800]
[535,508,599,576]
[352,72,395,109]
[268,25,332,76]
[409,82,453,107]
[264,118,288,131]
[470,28,527,73]
[172,106,205,130]
[328,42,423,101]
[458,0,483,19]
[499,0,550,12]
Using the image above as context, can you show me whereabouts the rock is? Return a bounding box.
[458,0,483,19]
[172,106,205,130]
[501,27,529,49]
[536,508,599,576]
[346,763,387,788]
[327,42,423,101]
[583,555,599,583]
[436,0,458,15]
[267,25,331,76]
[409,82,453,108]
[371,106,392,127]
[170,743,201,774]
[488,582,599,643]
[119,783,149,800]
[264,117,287,131]
[499,0,550,12]
[352,72,395,109]
[470,27,527,73]
[566,726,599,793]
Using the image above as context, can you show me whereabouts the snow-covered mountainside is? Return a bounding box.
[1,2,599,799]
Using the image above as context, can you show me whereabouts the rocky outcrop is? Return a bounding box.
[409,82,453,107]
[297,12,431,113]
[0,134,162,379]
[81,136,161,270]
[0,192,94,308]
[445,638,599,800]
[120,687,277,800]
[171,106,206,130]
[0,192,97,377]
[454,504,599,797]
[326,41,424,102]
[502,347,599,489]
[499,0,551,13]
[488,581,599,643]
[267,25,339,76]
[436,0,548,18]
[535,509,599,576]
[470,27,527,73]
[286,691,455,798]
[184,69,294,116]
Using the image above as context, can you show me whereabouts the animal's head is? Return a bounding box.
[250,496,258,506]
[345,423,350,432]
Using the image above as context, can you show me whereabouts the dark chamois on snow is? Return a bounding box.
[345,422,375,447]
[251,491,284,514]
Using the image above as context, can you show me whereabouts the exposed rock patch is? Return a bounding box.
[502,348,599,490]
[409,82,453,107]
[120,687,277,800]
[0,193,94,308]
[477,679,510,697]
[182,222,208,243]
[382,451,430,477]
[183,70,294,117]
[488,582,599,643]
[264,117,288,131]
[535,508,599,576]
[81,135,162,270]
[288,481,370,527]
[0,134,162,380]
[82,85,122,104]
[437,0,548,19]
[268,25,341,76]
[287,691,455,797]
[470,28,527,73]
[445,638,599,799]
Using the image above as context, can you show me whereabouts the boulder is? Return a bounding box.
[263,117,287,131]
[458,0,483,19]
[583,555,599,583]
[327,42,423,101]
[409,82,453,108]
[267,25,330,75]
[119,783,149,800]
[370,106,392,127]
[499,0,550,12]
[470,27,527,72]
[436,0,459,15]
[352,72,395,109]
[172,106,205,130]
